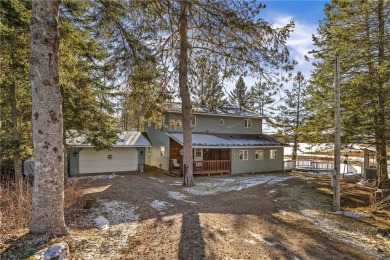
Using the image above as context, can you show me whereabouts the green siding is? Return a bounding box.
[68,150,80,176]
[167,113,262,134]
[145,113,170,170]
[231,147,284,174]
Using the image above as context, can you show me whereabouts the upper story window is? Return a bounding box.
[244,119,252,128]
[191,116,196,126]
[239,150,248,160]
[270,149,278,159]
[255,150,264,160]
[219,119,224,125]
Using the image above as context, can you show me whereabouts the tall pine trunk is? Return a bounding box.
[10,61,23,191]
[375,0,388,187]
[29,0,68,235]
[179,0,194,187]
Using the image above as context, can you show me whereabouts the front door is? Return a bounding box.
[194,148,203,169]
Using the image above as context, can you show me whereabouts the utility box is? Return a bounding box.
[365,168,377,181]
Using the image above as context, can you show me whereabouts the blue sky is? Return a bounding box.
[261,0,328,76]
[255,1,328,132]
[226,1,328,95]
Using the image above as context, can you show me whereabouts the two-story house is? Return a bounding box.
[145,103,287,175]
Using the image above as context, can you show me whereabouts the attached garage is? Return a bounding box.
[79,147,139,174]
[67,131,151,175]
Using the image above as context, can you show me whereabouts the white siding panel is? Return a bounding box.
[79,148,138,174]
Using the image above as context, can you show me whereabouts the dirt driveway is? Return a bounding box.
[61,171,385,260]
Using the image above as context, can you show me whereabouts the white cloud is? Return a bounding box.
[271,14,318,77]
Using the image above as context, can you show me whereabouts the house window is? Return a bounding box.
[191,116,196,126]
[147,147,151,155]
[270,149,278,159]
[244,119,252,128]
[195,148,202,158]
[239,150,248,160]
[219,119,224,125]
[255,150,264,160]
[160,146,165,157]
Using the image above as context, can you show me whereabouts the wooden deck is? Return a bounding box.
[193,160,231,175]
[170,159,231,176]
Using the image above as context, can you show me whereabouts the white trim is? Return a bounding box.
[244,119,252,128]
[239,150,248,160]
[255,149,264,160]
[191,115,196,126]
[192,146,285,149]
[167,110,266,119]
[270,149,278,159]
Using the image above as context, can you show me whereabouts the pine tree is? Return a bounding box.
[190,55,227,111]
[229,76,248,110]
[247,79,276,115]
[307,0,390,185]
[275,72,308,160]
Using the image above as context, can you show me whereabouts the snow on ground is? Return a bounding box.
[149,200,172,211]
[71,200,139,259]
[94,216,109,230]
[332,211,370,218]
[301,209,388,259]
[249,231,279,247]
[185,175,292,196]
[170,181,183,186]
[69,174,118,182]
[168,191,197,204]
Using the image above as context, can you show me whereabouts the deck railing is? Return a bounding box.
[193,160,231,175]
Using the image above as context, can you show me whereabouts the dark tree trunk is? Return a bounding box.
[179,0,194,187]
[29,0,68,235]
[9,62,23,190]
[375,0,388,187]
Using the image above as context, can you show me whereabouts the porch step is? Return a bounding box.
[166,170,180,177]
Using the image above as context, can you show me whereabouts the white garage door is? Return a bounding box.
[79,148,138,174]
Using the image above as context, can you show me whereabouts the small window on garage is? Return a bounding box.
[239,150,248,160]
[147,147,151,155]
[244,119,252,128]
[160,146,165,157]
[270,149,278,159]
[255,150,264,160]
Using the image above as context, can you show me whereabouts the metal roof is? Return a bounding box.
[166,132,287,148]
[165,102,265,118]
[67,131,151,147]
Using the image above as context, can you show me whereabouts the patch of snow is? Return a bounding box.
[149,177,157,180]
[170,181,183,186]
[244,239,257,245]
[168,191,197,204]
[95,216,109,230]
[249,231,279,247]
[220,228,229,233]
[332,210,370,218]
[72,200,139,259]
[69,174,118,182]
[185,175,292,196]
[301,209,387,259]
[149,200,172,211]
[279,210,287,215]
[268,189,277,194]
[158,179,165,183]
